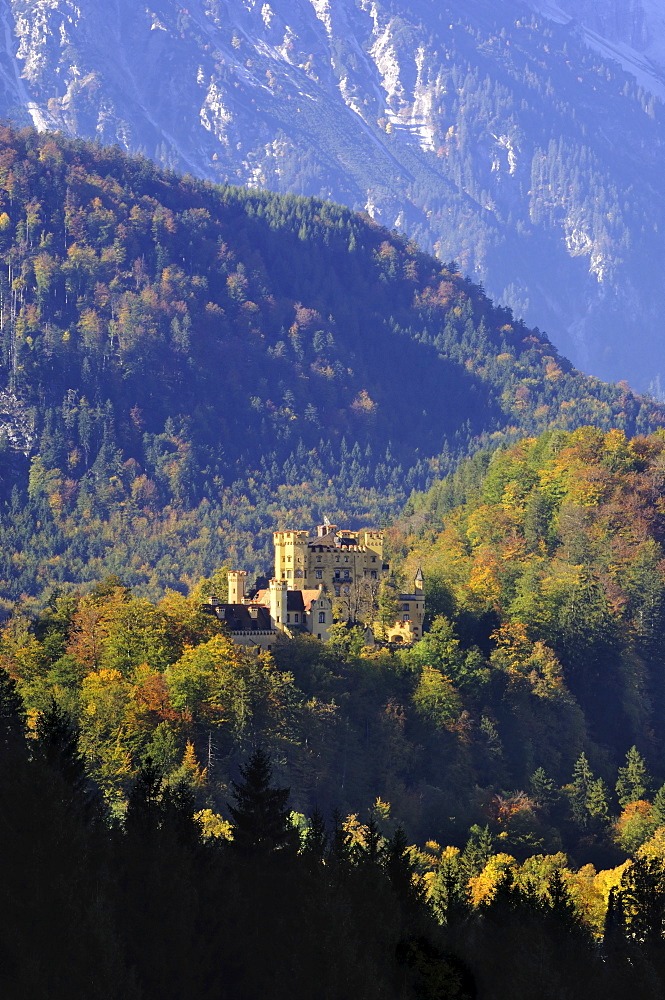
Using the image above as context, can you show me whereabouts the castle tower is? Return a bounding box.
[273,530,310,583]
[361,529,384,562]
[227,570,247,604]
[269,577,288,628]
[412,567,425,638]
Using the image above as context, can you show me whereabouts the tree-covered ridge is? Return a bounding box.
[0,124,662,603]
[4,0,665,389]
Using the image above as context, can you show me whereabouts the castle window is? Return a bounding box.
[343,586,350,595]
[403,614,410,622]
[294,613,300,623]
[286,570,292,578]
[343,570,350,579]
[344,556,349,563]
[316,555,322,562]
[335,556,340,563]
[318,611,326,623]
[334,586,340,596]
[286,614,291,623]
[402,603,409,611]
[371,571,377,579]
[316,569,323,579]
[334,570,340,579]
[371,556,376,563]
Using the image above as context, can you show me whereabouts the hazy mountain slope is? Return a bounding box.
[0,124,660,602]
[528,0,665,100]
[0,1,664,392]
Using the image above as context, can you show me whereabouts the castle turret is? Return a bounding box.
[317,522,338,537]
[274,530,309,582]
[227,570,247,604]
[269,577,288,628]
[414,566,424,594]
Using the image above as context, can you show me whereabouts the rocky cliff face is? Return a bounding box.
[0,0,664,392]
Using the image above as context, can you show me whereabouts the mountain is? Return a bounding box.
[0,1,664,391]
[527,0,665,99]
[0,124,660,604]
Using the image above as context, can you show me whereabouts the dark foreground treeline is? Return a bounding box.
[2,666,665,1000]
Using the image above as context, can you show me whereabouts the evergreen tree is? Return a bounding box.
[124,756,164,839]
[431,852,471,926]
[587,777,611,830]
[302,806,328,863]
[616,746,651,806]
[228,746,299,856]
[328,809,352,870]
[652,783,665,826]
[603,886,627,955]
[547,869,582,928]
[462,824,493,875]
[354,814,384,868]
[0,664,25,750]
[384,825,425,912]
[530,766,558,811]
[34,698,100,821]
[570,752,594,829]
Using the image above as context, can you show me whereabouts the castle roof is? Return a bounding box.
[212,604,273,633]
[301,589,329,612]
[308,531,337,547]
[253,588,327,614]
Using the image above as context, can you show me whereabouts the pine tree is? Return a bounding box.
[431,852,471,926]
[587,777,611,829]
[384,825,424,911]
[462,824,493,875]
[302,806,328,862]
[603,887,627,956]
[570,752,594,829]
[34,698,99,820]
[228,747,299,856]
[0,665,25,751]
[616,746,651,807]
[530,766,558,811]
[547,869,580,927]
[652,783,665,826]
[328,809,352,870]
[125,756,164,839]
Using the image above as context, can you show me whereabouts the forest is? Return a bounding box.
[3,126,665,994]
[0,124,661,608]
[6,428,665,994]
[9,0,665,388]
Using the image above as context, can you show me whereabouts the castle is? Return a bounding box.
[206,521,424,650]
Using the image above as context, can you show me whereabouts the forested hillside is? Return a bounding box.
[391,426,665,779]
[6,428,665,858]
[2,0,665,388]
[8,429,665,996]
[0,125,661,605]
